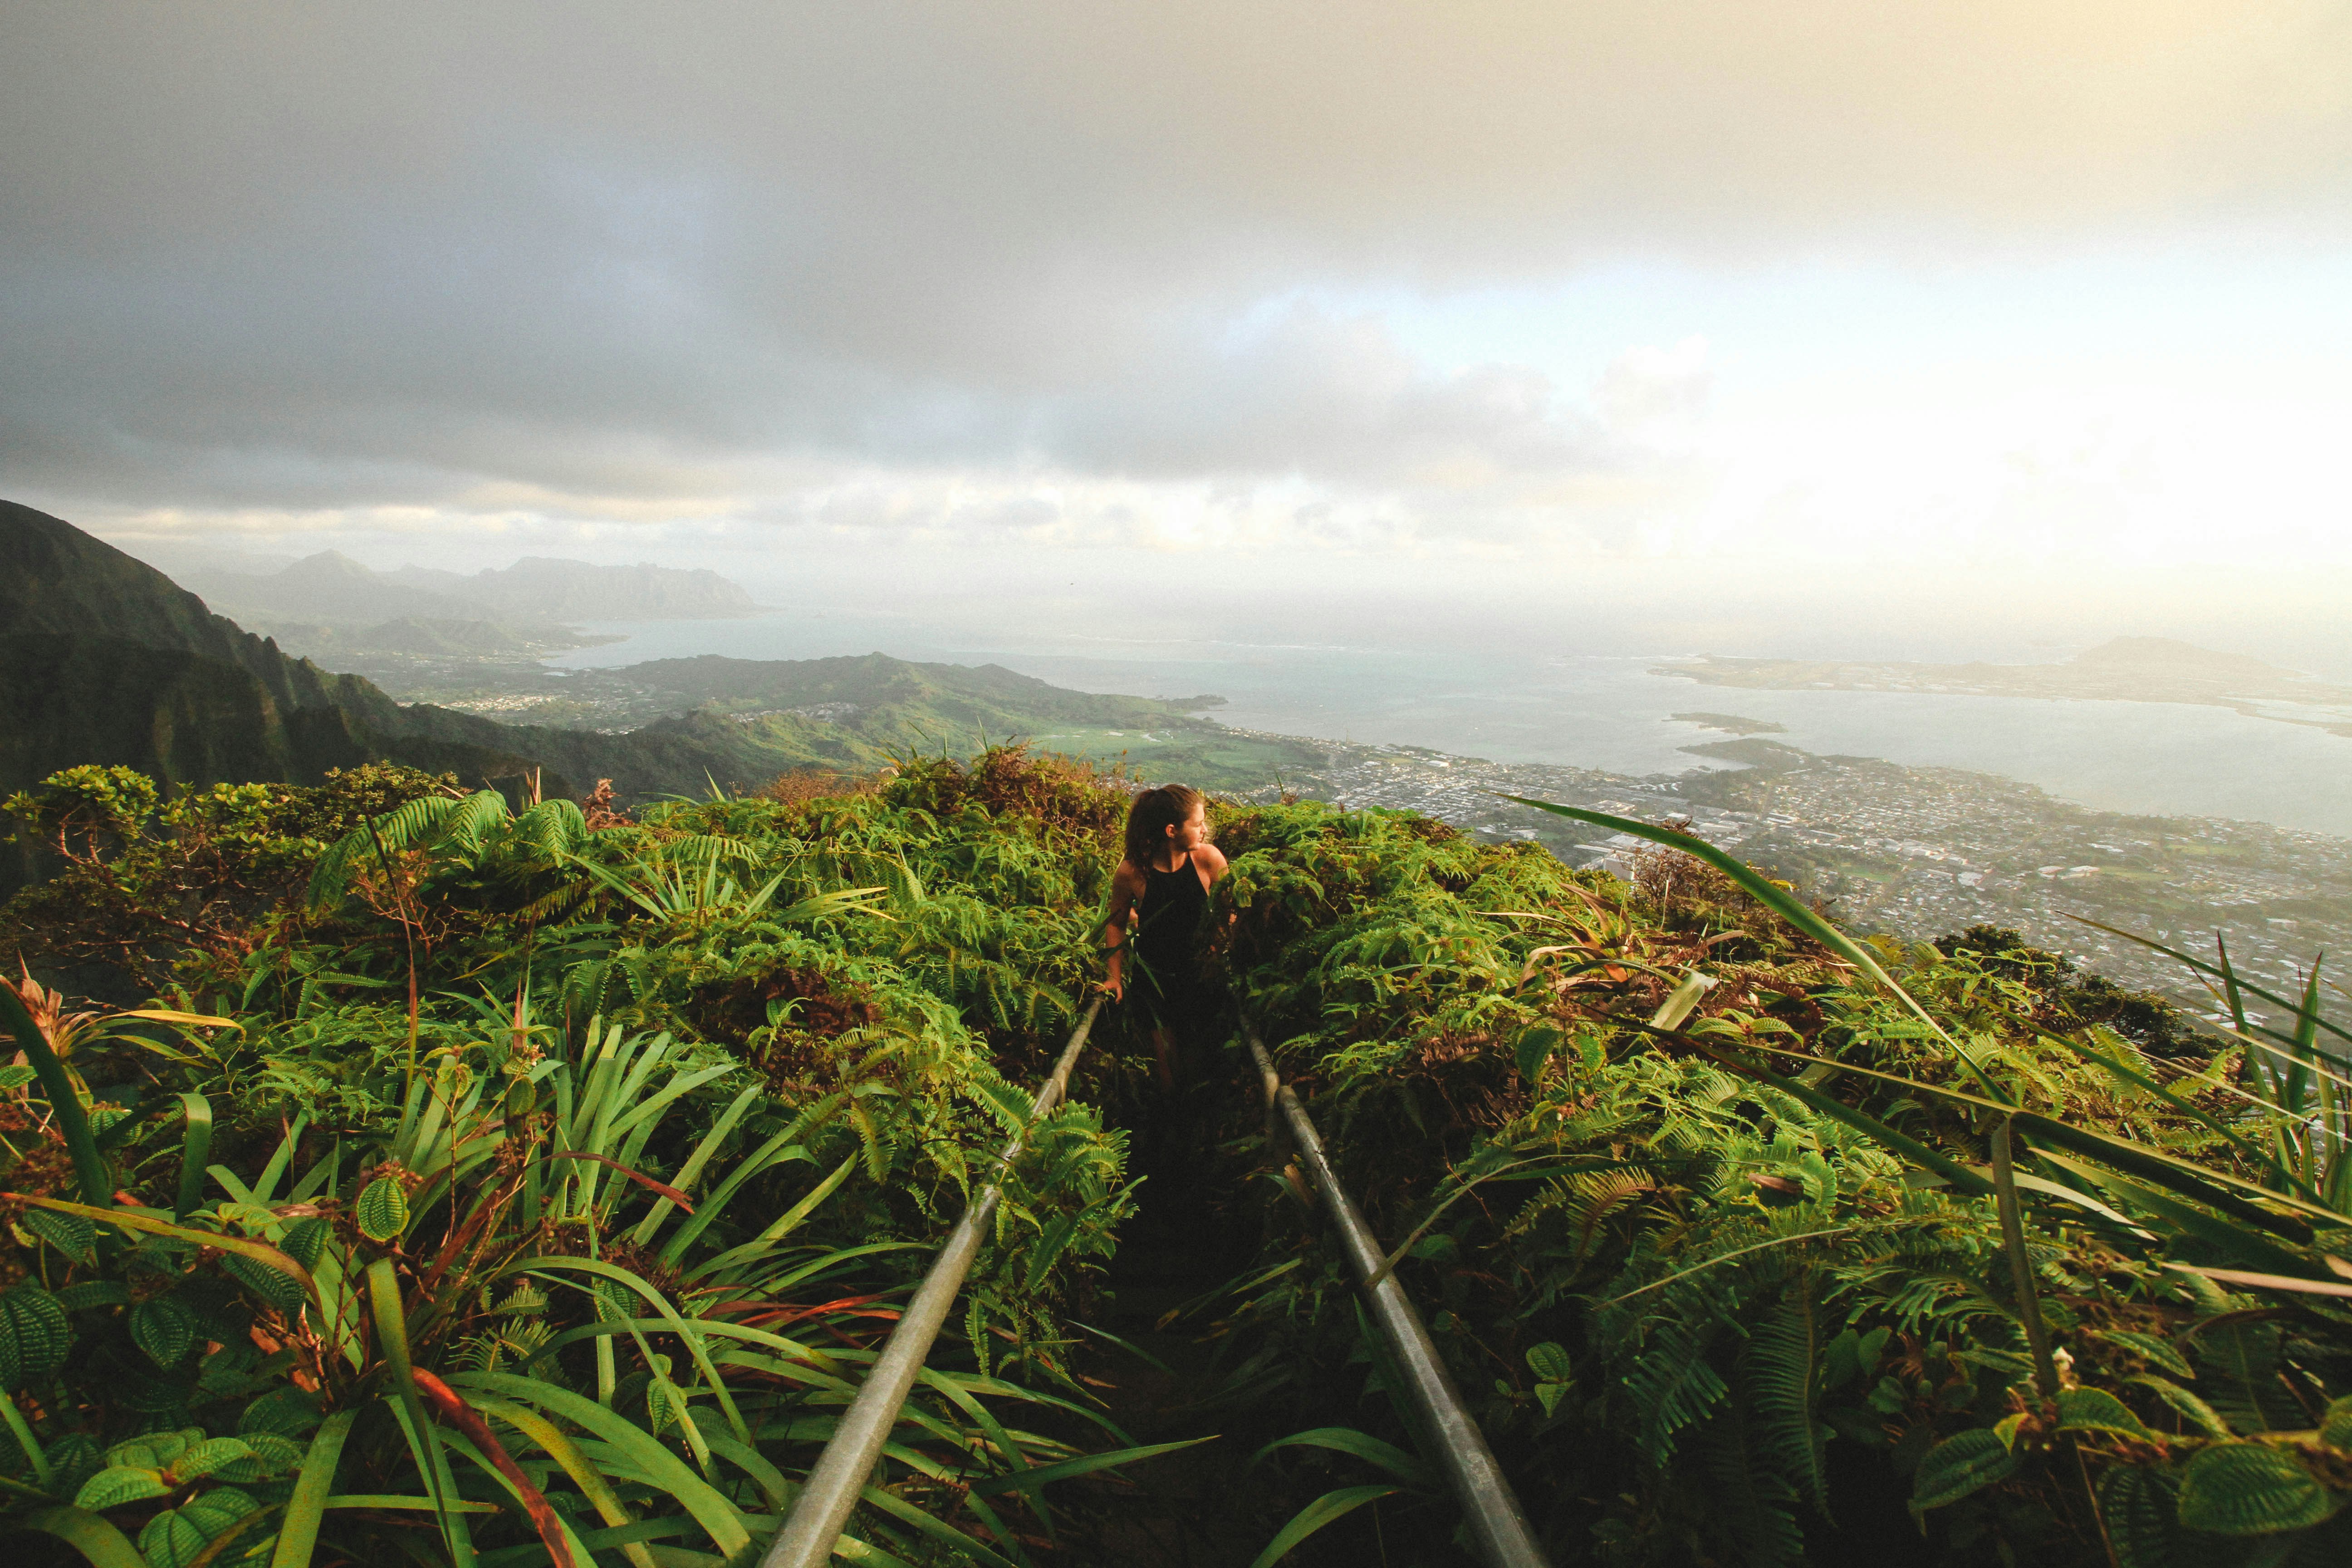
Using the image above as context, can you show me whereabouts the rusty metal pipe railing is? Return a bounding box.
[759,995,1104,1568]
[1246,1018,1552,1568]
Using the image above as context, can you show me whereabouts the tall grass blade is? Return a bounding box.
[1248,1486,1401,1568]
[173,1092,212,1220]
[269,1408,356,1568]
[15,1506,148,1568]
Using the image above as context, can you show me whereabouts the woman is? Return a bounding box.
[1101,784,1228,1091]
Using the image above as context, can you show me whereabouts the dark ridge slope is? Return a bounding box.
[0,500,557,807]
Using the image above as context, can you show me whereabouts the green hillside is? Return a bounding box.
[2,748,2345,1568]
[491,651,1321,790]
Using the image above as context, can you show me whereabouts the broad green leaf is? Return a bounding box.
[2098,1465,2182,1568]
[182,1487,259,1534]
[2127,1376,2233,1439]
[219,1431,304,1479]
[129,1296,196,1369]
[138,1509,208,1568]
[74,1465,172,1510]
[225,1251,310,1312]
[2100,1330,2193,1380]
[169,1436,255,1483]
[24,1206,96,1262]
[1514,1024,1563,1084]
[2175,1443,2331,1535]
[1910,1428,2019,1512]
[1526,1341,1571,1383]
[0,1284,72,1389]
[18,1199,314,1303]
[356,1176,409,1241]
[279,1215,331,1268]
[239,1388,323,1439]
[2319,1394,2352,1453]
[2055,1388,2151,1439]
[53,1281,129,1312]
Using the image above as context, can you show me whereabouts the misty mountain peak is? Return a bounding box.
[392,556,760,619]
[280,549,380,581]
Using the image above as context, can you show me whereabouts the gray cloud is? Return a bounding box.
[3,3,2345,533]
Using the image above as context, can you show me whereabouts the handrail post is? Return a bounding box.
[759,996,1104,1568]
[1245,1019,1553,1568]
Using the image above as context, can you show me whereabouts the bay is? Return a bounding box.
[545,614,2352,839]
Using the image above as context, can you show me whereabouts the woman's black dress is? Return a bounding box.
[1131,854,1219,1045]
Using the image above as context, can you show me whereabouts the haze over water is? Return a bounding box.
[549,609,2352,840]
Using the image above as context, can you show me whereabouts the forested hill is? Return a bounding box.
[0,500,550,809]
[2,502,1213,860]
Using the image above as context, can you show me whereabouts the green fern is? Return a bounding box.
[1743,1284,1829,1515]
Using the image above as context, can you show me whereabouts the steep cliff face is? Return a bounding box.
[0,500,554,806]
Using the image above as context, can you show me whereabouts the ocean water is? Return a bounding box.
[546,613,2352,839]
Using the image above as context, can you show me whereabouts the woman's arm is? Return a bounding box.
[1192,842,1229,885]
[1100,861,1142,998]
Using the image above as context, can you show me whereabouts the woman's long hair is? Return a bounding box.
[1122,784,1204,871]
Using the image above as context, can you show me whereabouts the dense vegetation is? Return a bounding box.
[0,750,1155,1567]
[3,748,2349,1567]
[1201,802,2352,1566]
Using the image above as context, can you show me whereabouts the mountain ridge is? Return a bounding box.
[1,502,1242,892]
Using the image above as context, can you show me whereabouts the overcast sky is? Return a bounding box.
[5,3,2350,612]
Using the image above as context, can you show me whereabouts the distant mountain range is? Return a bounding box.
[388,557,761,620]
[1,501,1212,889]
[168,549,760,664]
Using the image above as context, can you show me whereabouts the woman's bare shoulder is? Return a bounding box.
[1191,843,1230,878]
[1111,858,1148,892]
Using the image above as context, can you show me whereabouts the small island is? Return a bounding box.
[1668,711,1789,735]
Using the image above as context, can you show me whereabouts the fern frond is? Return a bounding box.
[371,793,465,853]
[1744,1284,1829,1515]
[1692,1402,1807,1568]
[434,789,512,858]
[1627,1323,1731,1466]
[505,798,588,861]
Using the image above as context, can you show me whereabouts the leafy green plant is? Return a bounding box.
[1192,796,2352,1566]
[1,748,1163,1567]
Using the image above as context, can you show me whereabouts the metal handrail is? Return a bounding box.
[1245,1019,1553,1568]
[759,995,1105,1568]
